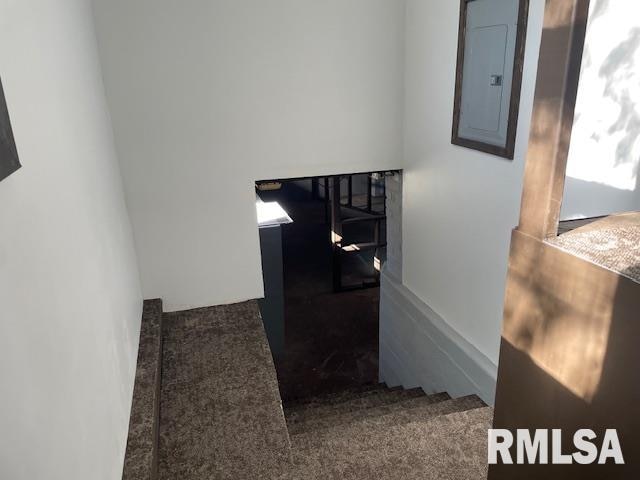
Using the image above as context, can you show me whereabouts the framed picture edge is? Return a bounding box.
[0,76,22,182]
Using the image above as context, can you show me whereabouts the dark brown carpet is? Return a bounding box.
[158,302,291,480]
[549,212,640,283]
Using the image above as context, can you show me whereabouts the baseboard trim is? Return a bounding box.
[379,270,497,405]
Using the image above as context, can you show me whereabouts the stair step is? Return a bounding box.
[122,299,163,480]
[291,395,485,441]
[284,383,390,411]
[288,392,451,435]
[158,301,292,480]
[286,387,425,427]
[287,406,493,480]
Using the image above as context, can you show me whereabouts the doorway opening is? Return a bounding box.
[256,172,398,403]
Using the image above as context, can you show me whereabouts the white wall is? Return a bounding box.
[0,1,142,479]
[561,0,640,220]
[400,0,545,368]
[92,0,406,311]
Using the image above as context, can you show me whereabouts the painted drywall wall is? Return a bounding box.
[398,0,545,376]
[561,0,640,220]
[0,1,142,479]
[92,0,405,311]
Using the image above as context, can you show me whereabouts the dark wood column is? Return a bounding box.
[517,0,590,239]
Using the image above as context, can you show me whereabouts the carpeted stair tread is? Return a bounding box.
[157,301,292,480]
[122,299,163,480]
[284,406,493,480]
[287,392,460,435]
[291,395,485,443]
[284,383,396,412]
[285,387,426,427]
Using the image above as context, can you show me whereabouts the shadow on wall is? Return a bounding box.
[563,0,640,218]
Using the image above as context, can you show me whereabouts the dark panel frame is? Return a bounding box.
[451,0,530,160]
[0,77,21,182]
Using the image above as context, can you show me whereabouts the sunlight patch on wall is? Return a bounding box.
[566,0,640,191]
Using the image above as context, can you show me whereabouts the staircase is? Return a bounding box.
[123,300,492,480]
[283,385,490,479]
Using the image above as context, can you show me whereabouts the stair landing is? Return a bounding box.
[158,301,291,479]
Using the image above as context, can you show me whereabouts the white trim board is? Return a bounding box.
[379,270,498,405]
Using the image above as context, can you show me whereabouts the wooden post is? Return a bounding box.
[517,0,590,239]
